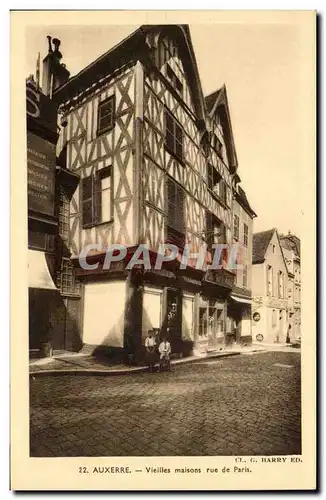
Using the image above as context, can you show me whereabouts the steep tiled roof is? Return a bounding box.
[252,229,275,264]
[280,235,300,258]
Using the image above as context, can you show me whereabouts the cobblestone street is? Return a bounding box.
[30,351,301,457]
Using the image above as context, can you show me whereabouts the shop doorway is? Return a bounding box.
[198,299,225,349]
[166,289,182,352]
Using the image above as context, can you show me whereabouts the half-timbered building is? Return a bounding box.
[51,25,254,360]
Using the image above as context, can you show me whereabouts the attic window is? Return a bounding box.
[166,64,183,95]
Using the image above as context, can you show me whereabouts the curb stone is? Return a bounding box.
[29,351,244,378]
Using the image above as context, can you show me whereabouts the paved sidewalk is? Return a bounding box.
[29,344,267,377]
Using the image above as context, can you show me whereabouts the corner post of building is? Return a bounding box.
[134,59,144,244]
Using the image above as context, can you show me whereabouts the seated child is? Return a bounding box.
[158,336,172,372]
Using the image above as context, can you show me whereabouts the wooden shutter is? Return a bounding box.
[82,175,94,227]
[206,212,213,247]
[175,183,184,233]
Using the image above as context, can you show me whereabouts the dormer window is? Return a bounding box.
[166,64,183,95]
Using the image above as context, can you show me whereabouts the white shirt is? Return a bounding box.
[145,336,156,347]
[159,341,171,355]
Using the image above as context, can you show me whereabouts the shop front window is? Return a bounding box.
[198,300,225,339]
[199,307,208,338]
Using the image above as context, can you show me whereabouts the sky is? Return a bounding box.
[26,21,311,238]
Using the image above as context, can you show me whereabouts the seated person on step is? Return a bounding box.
[158,336,172,372]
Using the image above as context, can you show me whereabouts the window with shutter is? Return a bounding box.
[82,167,113,228]
[233,214,240,240]
[165,110,183,162]
[166,64,183,95]
[243,223,249,246]
[95,167,112,224]
[82,175,94,228]
[167,178,185,241]
[97,95,115,136]
[219,180,227,204]
[206,213,226,248]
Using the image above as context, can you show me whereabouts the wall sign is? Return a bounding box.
[256,333,264,342]
[253,312,261,322]
[27,132,56,216]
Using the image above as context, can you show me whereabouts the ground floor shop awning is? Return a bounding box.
[230,294,252,305]
[28,249,57,290]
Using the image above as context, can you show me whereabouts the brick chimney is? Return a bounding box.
[42,36,70,97]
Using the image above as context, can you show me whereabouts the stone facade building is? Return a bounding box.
[280,233,301,341]
[251,229,289,344]
[227,182,256,345]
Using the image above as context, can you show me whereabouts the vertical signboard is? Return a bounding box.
[27,132,56,216]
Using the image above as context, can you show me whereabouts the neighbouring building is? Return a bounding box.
[27,37,80,355]
[29,25,256,360]
[280,232,301,341]
[227,180,256,346]
[252,228,289,345]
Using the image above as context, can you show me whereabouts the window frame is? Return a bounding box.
[207,164,228,205]
[167,177,185,238]
[212,133,223,158]
[97,95,116,137]
[233,214,240,240]
[165,110,184,163]
[57,257,81,296]
[278,270,284,298]
[81,175,95,229]
[95,166,113,225]
[243,223,249,246]
[267,265,273,296]
[166,64,183,96]
[81,167,113,229]
[58,186,70,241]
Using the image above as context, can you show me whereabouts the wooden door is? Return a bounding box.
[64,297,82,351]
